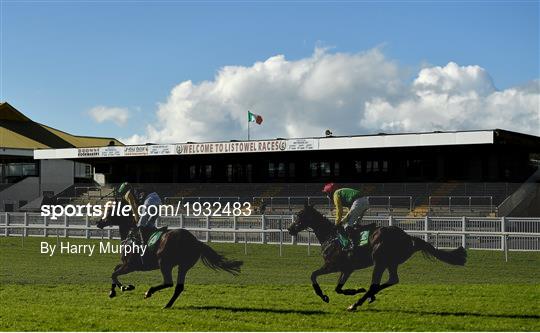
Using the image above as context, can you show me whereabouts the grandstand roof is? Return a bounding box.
[33,128,540,160]
[0,102,123,151]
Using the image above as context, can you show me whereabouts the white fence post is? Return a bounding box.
[5,213,9,236]
[23,212,28,237]
[462,216,466,248]
[85,215,90,239]
[389,215,393,227]
[501,216,506,251]
[307,230,311,256]
[261,215,266,244]
[279,229,283,257]
[424,216,429,242]
[64,214,68,238]
[233,215,237,243]
[43,215,48,237]
[206,216,210,242]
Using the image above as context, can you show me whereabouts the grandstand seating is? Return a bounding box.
[49,181,523,217]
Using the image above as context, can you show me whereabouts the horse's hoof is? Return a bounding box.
[163,304,172,309]
[347,304,357,312]
[144,291,152,299]
[109,290,116,298]
[321,295,330,303]
[121,285,135,292]
[369,295,376,303]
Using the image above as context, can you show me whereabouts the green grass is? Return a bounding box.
[1,236,539,331]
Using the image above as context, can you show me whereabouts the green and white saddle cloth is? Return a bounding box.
[357,230,371,247]
[147,227,167,252]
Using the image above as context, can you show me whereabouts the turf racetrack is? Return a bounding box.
[1,236,539,331]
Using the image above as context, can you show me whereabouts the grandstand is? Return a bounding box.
[2,102,539,217]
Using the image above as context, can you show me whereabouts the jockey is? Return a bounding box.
[117,182,162,245]
[322,183,369,251]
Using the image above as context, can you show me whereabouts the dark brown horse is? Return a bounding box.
[287,205,466,311]
[96,207,243,308]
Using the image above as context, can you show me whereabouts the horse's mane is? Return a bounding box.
[305,205,333,228]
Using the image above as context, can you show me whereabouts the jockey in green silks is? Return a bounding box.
[322,183,370,251]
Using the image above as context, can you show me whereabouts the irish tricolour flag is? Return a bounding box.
[248,111,263,125]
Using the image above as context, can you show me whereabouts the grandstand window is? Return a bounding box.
[246,164,253,182]
[310,162,317,177]
[74,162,92,179]
[189,165,196,180]
[321,162,331,176]
[289,163,295,177]
[354,161,362,174]
[366,161,373,173]
[268,162,275,178]
[382,160,388,173]
[278,163,286,178]
[227,164,233,182]
[373,161,379,172]
[204,165,212,179]
[334,162,340,176]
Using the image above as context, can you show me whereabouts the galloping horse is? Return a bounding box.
[287,205,467,311]
[96,205,243,308]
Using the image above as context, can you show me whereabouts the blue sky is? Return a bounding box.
[2,1,539,141]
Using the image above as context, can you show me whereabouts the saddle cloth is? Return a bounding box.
[147,227,168,252]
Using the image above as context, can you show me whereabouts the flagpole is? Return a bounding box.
[247,116,250,141]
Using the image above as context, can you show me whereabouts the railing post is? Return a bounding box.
[43,215,48,237]
[85,215,90,239]
[279,229,283,257]
[288,197,291,212]
[504,235,509,262]
[23,212,28,237]
[307,230,311,256]
[462,216,466,248]
[261,215,266,244]
[5,213,9,236]
[424,216,429,242]
[179,214,184,229]
[244,232,248,255]
[233,215,237,243]
[206,215,210,242]
[501,216,506,251]
[388,215,393,227]
[64,214,68,238]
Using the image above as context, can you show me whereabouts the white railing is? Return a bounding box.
[1,213,539,257]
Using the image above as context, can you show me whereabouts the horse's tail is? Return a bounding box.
[412,236,467,266]
[199,242,243,276]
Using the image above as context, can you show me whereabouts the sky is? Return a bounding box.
[1,1,539,143]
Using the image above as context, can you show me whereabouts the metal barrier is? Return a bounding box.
[1,213,539,258]
[428,196,494,214]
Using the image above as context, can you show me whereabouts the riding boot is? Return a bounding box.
[336,225,352,251]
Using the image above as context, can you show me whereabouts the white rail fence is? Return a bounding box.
[1,213,539,256]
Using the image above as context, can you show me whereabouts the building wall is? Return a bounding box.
[0,176,39,211]
[40,159,75,196]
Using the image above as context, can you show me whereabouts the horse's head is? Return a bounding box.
[288,204,323,236]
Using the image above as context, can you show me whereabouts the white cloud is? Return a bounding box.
[89,106,130,126]
[123,49,539,144]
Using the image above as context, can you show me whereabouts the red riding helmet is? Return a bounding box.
[322,183,336,194]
